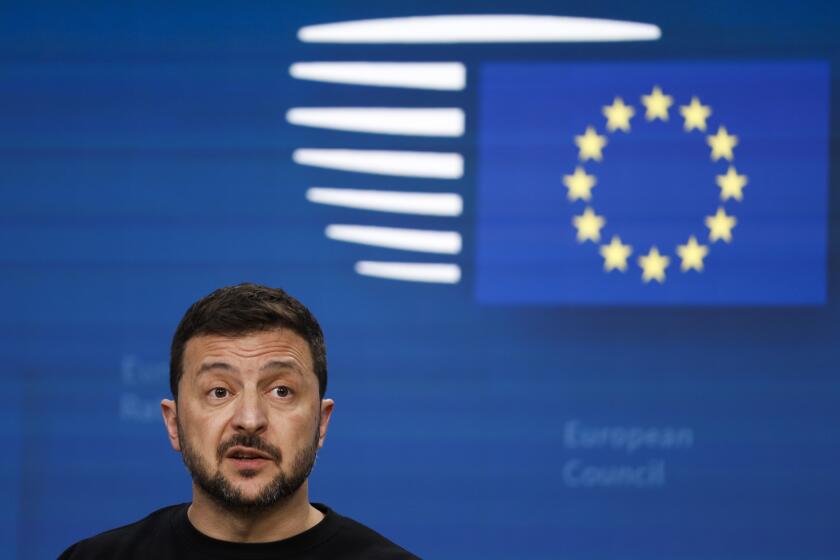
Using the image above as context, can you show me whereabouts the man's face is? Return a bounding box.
[161,329,333,512]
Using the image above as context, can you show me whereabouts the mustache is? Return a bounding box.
[216,434,282,463]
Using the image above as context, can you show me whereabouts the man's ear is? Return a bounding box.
[161,399,181,452]
[317,399,335,450]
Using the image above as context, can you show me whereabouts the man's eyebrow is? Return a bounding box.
[260,359,303,375]
[195,362,238,376]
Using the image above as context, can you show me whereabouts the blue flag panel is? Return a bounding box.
[476,62,829,305]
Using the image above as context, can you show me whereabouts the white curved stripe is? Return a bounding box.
[289,62,466,90]
[298,15,661,43]
[355,261,461,283]
[293,149,463,179]
[325,225,461,254]
[287,108,464,137]
[307,188,462,216]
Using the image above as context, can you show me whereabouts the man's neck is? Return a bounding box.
[186,482,325,543]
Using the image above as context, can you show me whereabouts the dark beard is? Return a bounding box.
[177,420,320,515]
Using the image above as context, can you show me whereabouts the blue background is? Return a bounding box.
[477,62,828,304]
[2,1,840,559]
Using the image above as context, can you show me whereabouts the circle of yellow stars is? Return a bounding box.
[564,86,747,284]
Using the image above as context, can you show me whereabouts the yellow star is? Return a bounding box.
[602,97,635,132]
[572,207,606,243]
[638,246,670,284]
[599,236,632,272]
[680,96,711,132]
[562,167,597,201]
[716,166,748,201]
[641,86,673,121]
[707,126,738,161]
[575,126,607,161]
[676,236,709,272]
[705,207,737,243]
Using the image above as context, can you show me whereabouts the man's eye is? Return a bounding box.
[273,386,291,398]
[210,387,229,399]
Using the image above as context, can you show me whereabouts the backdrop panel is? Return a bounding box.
[1,2,839,559]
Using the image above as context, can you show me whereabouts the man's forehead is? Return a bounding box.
[183,329,314,372]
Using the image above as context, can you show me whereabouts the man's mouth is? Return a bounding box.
[225,446,274,469]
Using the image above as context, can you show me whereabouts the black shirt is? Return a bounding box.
[58,503,420,559]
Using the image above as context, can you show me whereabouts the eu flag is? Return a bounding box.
[475,62,829,305]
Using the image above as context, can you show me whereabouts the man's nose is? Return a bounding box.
[231,388,268,434]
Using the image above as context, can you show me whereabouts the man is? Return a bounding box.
[61,283,419,559]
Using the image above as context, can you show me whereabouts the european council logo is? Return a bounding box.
[286,16,828,303]
[476,62,829,305]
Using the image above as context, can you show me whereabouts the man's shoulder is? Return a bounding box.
[325,506,421,560]
[59,503,420,560]
[58,504,185,559]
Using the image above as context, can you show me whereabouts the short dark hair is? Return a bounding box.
[169,283,327,400]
